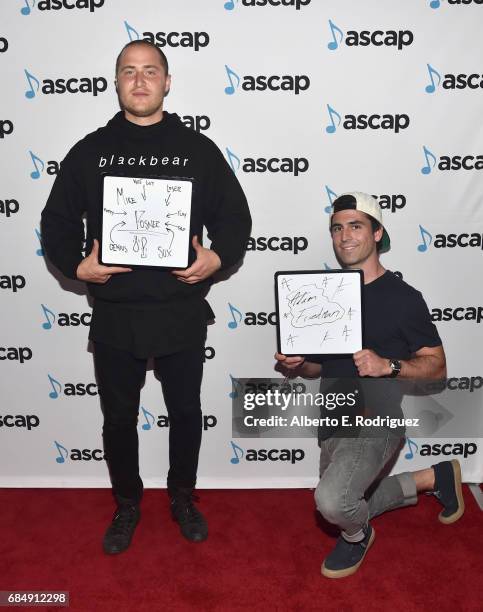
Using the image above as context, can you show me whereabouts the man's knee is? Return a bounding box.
[314,481,359,526]
[103,414,138,431]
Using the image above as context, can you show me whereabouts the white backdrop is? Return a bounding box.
[1,0,482,489]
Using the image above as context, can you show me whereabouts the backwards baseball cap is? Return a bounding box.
[330,191,390,252]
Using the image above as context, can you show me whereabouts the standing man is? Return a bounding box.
[41,40,251,554]
[276,192,464,578]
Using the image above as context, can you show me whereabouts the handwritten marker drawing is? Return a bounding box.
[102,175,192,268]
[275,270,363,355]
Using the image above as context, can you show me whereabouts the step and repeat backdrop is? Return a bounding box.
[1,0,482,488]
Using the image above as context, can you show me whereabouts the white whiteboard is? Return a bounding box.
[275,270,363,356]
[101,175,192,268]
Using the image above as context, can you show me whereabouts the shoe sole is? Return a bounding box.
[438,459,465,525]
[321,529,375,579]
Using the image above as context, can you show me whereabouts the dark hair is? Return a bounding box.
[369,216,383,252]
[115,40,169,76]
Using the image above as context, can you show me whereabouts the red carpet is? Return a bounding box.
[1,487,482,611]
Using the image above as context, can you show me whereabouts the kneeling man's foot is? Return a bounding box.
[103,503,140,555]
[322,525,375,578]
[432,459,465,524]
[170,487,208,543]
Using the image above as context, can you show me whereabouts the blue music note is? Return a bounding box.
[417,225,432,253]
[224,64,240,95]
[124,20,139,41]
[404,437,418,460]
[24,69,40,99]
[41,304,56,330]
[29,150,44,179]
[227,302,243,329]
[54,440,69,464]
[325,104,341,134]
[225,148,241,173]
[230,441,244,464]
[425,63,441,94]
[224,0,238,9]
[327,19,344,50]
[429,0,440,9]
[48,374,62,399]
[420,145,436,175]
[140,406,155,431]
[21,0,35,15]
[229,374,241,399]
[35,229,44,256]
[324,185,338,213]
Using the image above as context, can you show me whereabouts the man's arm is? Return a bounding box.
[200,142,252,270]
[353,345,446,379]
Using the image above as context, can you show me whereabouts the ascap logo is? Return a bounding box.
[54,441,105,463]
[0,275,26,292]
[41,304,91,329]
[0,414,39,430]
[0,347,32,363]
[327,20,413,51]
[425,63,483,93]
[227,303,278,329]
[429,0,483,8]
[0,120,13,139]
[246,236,308,254]
[225,148,308,176]
[431,306,483,324]
[0,198,20,218]
[224,0,311,10]
[323,186,406,214]
[224,65,310,95]
[24,69,107,99]
[404,438,478,459]
[28,151,59,179]
[20,0,105,15]
[325,105,409,134]
[139,407,217,431]
[47,374,98,398]
[229,441,305,464]
[417,224,483,253]
[124,20,209,52]
[421,145,483,174]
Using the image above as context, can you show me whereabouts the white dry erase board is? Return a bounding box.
[275,270,364,356]
[101,175,192,268]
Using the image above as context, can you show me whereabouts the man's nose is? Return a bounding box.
[135,70,146,86]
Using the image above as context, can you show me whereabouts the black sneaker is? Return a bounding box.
[432,459,465,524]
[321,525,375,578]
[170,488,208,543]
[103,504,140,555]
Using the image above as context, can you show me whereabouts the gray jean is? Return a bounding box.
[314,428,418,542]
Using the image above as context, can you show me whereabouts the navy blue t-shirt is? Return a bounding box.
[310,271,442,440]
[311,270,441,376]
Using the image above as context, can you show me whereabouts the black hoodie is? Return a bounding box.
[41,111,251,356]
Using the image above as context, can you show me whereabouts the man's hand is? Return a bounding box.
[353,349,391,377]
[172,235,221,284]
[76,239,132,284]
[275,352,306,371]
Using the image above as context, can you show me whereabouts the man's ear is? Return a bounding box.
[374,226,384,243]
[164,74,172,96]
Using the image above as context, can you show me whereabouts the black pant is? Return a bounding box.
[94,341,204,503]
